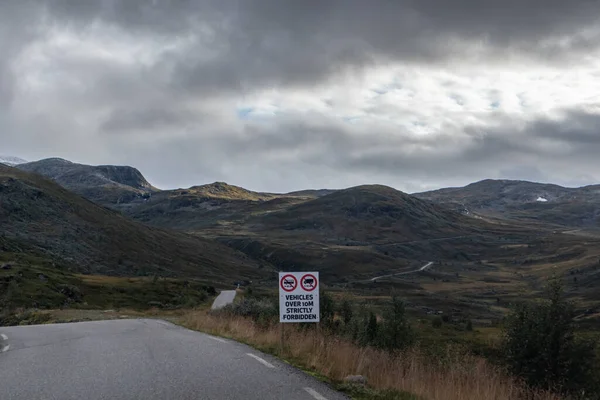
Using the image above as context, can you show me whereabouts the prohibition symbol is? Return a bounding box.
[300,274,318,291]
[280,274,298,292]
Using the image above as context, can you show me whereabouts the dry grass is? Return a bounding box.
[183,311,561,400]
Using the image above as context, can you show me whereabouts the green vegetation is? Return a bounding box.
[209,285,600,398]
[501,276,600,397]
[187,293,557,400]
[0,260,216,326]
[216,288,416,354]
[217,297,278,328]
[379,294,415,352]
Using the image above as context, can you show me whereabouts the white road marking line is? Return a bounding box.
[0,334,7,341]
[207,336,227,343]
[304,387,328,400]
[246,353,275,368]
[1,345,9,353]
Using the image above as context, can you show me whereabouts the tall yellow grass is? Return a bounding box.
[183,311,561,400]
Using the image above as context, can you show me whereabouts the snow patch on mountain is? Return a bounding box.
[0,156,27,166]
[536,196,548,202]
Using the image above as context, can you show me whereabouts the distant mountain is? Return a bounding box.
[125,181,311,230]
[131,183,475,240]
[414,179,600,228]
[16,158,158,209]
[0,156,27,166]
[285,189,338,198]
[124,183,496,278]
[258,184,470,242]
[0,164,264,281]
[209,184,547,280]
[184,182,281,201]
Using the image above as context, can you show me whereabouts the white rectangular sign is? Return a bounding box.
[279,271,320,323]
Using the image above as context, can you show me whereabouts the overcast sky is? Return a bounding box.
[2,0,600,193]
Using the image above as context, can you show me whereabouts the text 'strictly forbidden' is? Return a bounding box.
[279,272,320,323]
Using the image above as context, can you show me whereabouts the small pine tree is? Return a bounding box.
[350,318,360,342]
[380,295,414,352]
[466,320,473,331]
[359,312,379,347]
[320,290,335,329]
[340,298,353,325]
[502,276,599,395]
[3,279,19,312]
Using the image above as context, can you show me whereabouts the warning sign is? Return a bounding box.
[300,274,317,291]
[279,272,320,323]
[280,274,298,292]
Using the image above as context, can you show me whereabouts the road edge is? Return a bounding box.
[164,318,352,398]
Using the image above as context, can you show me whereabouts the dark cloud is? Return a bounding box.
[9,0,599,94]
[3,0,600,193]
[100,106,201,133]
[0,1,45,107]
[531,109,600,146]
[206,108,600,191]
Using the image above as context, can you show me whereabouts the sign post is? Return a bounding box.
[279,272,320,323]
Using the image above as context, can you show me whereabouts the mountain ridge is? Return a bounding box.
[0,164,265,281]
[414,179,600,227]
[0,155,27,166]
[13,157,600,229]
[16,158,158,209]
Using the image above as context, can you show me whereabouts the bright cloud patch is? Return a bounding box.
[3,1,600,192]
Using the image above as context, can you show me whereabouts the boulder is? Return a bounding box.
[344,375,367,386]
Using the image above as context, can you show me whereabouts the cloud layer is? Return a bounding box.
[2,0,600,193]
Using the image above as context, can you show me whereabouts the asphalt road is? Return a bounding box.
[0,319,349,400]
[211,290,237,310]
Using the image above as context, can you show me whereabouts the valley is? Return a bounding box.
[2,158,600,330]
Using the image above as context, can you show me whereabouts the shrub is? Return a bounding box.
[0,309,53,327]
[432,317,443,328]
[320,289,336,330]
[501,276,600,396]
[219,298,278,328]
[2,279,19,311]
[360,311,379,347]
[379,295,414,352]
[56,284,82,303]
[465,320,473,331]
[340,298,354,325]
[181,293,207,308]
[205,286,217,296]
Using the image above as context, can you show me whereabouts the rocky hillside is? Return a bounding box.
[414,179,600,228]
[17,158,158,208]
[0,164,264,281]
[257,185,471,242]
